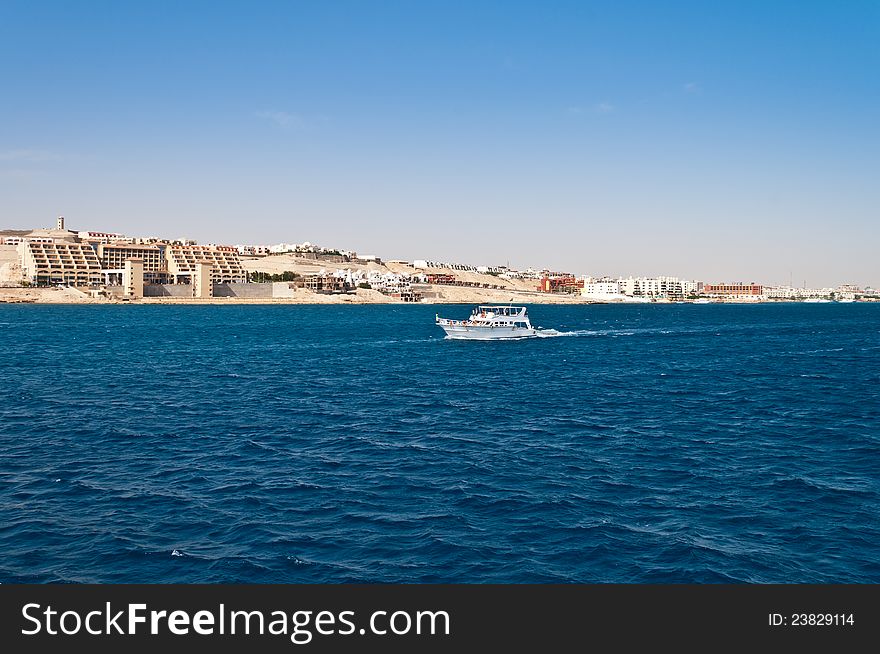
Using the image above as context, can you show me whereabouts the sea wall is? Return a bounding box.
[138,283,275,298]
[143,284,193,297]
[213,283,273,298]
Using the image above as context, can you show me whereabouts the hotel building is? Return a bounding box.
[18,241,103,286]
[165,244,247,284]
[619,276,686,300]
[703,283,764,298]
[95,243,166,284]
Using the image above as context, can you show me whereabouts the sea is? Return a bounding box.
[1,303,878,583]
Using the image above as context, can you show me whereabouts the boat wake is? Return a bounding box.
[535,328,638,338]
[535,328,594,338]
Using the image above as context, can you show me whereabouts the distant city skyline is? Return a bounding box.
[1,1,877,287]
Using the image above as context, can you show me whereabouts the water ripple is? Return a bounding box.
[1,303,878,583]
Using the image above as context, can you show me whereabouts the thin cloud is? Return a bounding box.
[683,82,701,94]
[255,111,307,130]
[0,149,67,162]
[594,102,614,114]
[566,106,584,115]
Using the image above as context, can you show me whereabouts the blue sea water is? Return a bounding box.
[0,303,878,583]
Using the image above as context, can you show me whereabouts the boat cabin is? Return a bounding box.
[471,305,528,317]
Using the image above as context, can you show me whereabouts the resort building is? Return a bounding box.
[413,259,477,272]
[581,280,623,299]
[763,285,834,300]
[763,286,797,299]
[500,267,542,280]
[78,231,127,244]
[356,270,421,300]
[236,245,271,256]
[703,283,764,298]
[18,241,103,286]
[538,275,583,293]
[619,276,686,300]
[165,244,247,284]
[835,284,861,300]
[95,243,166,284]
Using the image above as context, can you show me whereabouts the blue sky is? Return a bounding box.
[1,1,877,285]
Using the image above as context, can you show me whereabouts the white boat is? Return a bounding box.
[436,305,537,340]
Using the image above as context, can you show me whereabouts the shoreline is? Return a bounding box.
[1,286,876,306]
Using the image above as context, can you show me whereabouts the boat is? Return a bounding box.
[436,305,537,340]
[803,298,832,303]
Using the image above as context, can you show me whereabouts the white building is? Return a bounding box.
[763,286,797,299]
[78,231,127,244]
[499,267,541,280]
[681,280,703,297]
[619,276,685,300]
[581,280,621,298]
[835,284,861,300]
[764,286,834,300]
[580,278,652,302]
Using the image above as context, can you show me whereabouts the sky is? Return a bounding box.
[0,1,877,286]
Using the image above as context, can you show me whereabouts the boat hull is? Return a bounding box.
[439,324,537,340]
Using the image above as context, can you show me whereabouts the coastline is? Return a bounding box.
[2,285,876,306]
[0,286,590,305]
[3,250,873,306]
